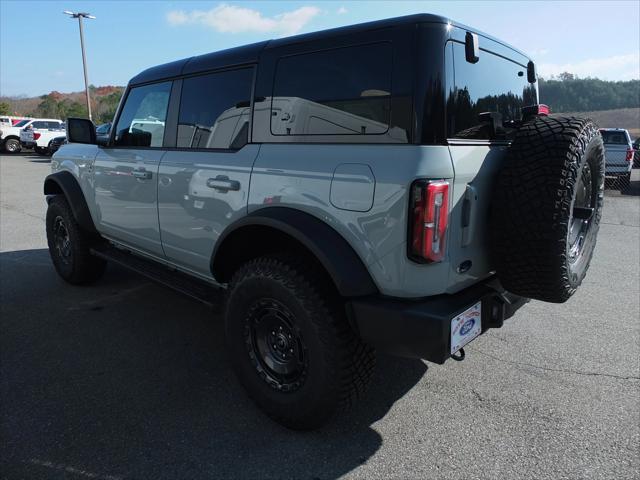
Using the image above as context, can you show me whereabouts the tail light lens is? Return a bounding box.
[409,180,449,263]
[33,132,41,140]
[626,149,633,162]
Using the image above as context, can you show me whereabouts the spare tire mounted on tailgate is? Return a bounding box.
[491,116,605,303]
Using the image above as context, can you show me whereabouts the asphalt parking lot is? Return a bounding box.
[1,153,639,480]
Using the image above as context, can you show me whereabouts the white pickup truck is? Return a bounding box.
[19,119,66,155]
[1,118,63,153]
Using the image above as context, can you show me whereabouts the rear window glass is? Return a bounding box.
[15,120,29,127]
[600,131,629,144]
[271,43,392,136]
[447,42,538,140]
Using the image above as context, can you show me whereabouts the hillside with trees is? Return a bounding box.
[539,73,639,112]
[0,85,124,124]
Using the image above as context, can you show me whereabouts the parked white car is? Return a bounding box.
[20,120,66,155]
[1,118,63,153]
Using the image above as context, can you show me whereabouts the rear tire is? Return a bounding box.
[3,138,21,153]
[46,196,106,284]
[490,116,605,303]
[618,173,630,192]
[225,255,375,430]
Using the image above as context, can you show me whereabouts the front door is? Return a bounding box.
[94,81,172,256]
[157,67,257,277]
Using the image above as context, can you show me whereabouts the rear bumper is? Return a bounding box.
[21,141,35,148]
[605,167,631,176]
[348,278,529,364]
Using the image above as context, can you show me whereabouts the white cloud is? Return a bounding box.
[539,53,640,81]
[337,6,348,14]
[528,48,549,57]
[166,3,320,36]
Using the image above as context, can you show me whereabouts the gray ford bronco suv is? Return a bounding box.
[45,14,605,430]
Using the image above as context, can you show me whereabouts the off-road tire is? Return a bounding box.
[3,138,21,153]
[46,196,106,284]
[225,255,375,430]
[490,116,605,303]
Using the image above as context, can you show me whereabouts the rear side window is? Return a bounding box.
[177,68,253,150]
[447,42,538,141]
[114,81,171,147]
[271,43,392,136]
[31,121,47,129]
[600,131,629,144]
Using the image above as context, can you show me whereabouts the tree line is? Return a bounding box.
[539,73,639,113]
[1,74,638,121]
[0,86,123,124]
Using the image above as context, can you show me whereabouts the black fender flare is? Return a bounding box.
[211,207,378,297]
[44,171,97,233]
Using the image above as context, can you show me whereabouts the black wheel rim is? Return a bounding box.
[568,163,594,264]
[244,298,308,392]
[53,216,72,265]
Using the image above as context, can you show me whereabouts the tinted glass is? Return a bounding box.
[177,68,253,149]
[600,131,629,144]
[114,81,171,147]
[447,42,538,140]
[15,120,29,127]
[271,43,392,136]
[32,121,47,129]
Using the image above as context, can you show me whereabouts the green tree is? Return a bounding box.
[35,95,60,118]
[0,101,11,115]
[95,90,123,124]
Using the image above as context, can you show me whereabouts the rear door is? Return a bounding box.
[158,67,257,277]
[94,81,172,256]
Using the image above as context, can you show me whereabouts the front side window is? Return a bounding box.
[271,43,393,136]
[31,121,47,129]
[447,42,538,140]
[114,81,171,147]
[177,68,253,149]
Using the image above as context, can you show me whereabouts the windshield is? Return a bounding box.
[600,130,629,145]
[15,120,29,127]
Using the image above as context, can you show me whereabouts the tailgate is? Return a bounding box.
[445,145,507,291]
[604,145,629,166]
[20,130,33,142]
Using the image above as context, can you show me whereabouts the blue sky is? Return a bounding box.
[1,0,639,97]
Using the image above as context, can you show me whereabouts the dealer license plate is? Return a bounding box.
[450,301,482,354]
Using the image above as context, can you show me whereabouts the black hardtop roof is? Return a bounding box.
[129,13,528,85]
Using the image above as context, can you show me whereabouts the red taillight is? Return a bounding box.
[626,149,633,162]
[409,180,449,263]
[33,132,41,140]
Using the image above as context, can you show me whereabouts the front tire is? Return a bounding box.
[46,196,106,284]
[225,255,375,430]
[35,146,49,156]
[3,138,21,153]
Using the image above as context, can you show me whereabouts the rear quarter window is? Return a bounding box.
[270,43,407,141]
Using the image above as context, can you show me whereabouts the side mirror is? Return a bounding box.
[67,117,96,144]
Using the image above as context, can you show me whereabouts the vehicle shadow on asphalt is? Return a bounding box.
[621,178,640,196]
[1,248,428,480]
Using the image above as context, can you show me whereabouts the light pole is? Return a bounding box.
[63,11,95,121]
